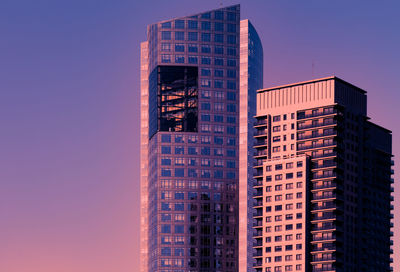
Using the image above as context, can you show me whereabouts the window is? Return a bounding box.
[214,22,224,31]
[227,80,236,90]
[286,162,293,169]
[161,31,171,40]
[161,54,171,63]
[188,20,198,29]
[175,20,184,29]
[285,214,293,220]
[175,55,184,63]
[286,183,293,189]
[275,184,282,191]
[161,146,171,154]
[175,31,184,40]
[275,195,282,201]
[161,43,171,51]
[227,35,236,44]
[201,33,211,42]
[273,115,281,122]
[227,59,236,66]
[214,80,223,88]
[275,174,282,181]
[214,46,223,54]
[201,57,211,65]
[188,55,198,64]
[188,32,198,41]
[214,115,223,122]
[286,194,293,200]
[214,33,223,43]
[188,44,198,52]
[296,182,303,188]
[273,136,281,142]
[201,21,211,30]
[214,58,223,66]
[296,192,302,199]
[297,171,303,178]
[227,47,236,56]
[285,245,293,251]
[275,205,282,211]
[296,203,303,209]
[214,10,224,20]
[273,126,281,132]
[285,234,293,241]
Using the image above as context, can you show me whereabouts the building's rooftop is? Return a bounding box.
[258,76,366,94]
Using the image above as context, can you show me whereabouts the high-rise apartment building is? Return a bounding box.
[252,77,394,272]
[140,5,263,272]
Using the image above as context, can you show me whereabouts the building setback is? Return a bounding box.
[140,5,263,272]
[252,77,394,272]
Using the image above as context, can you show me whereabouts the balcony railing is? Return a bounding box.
[298,130,336,140]
[311,223,335,231]
[312,202,336,211]
[311,245,336,252]
[298,120,337,130]
[312,235,336,242]
[255,130,268,136]
[255,119,268,126]
[255,150,268,157]
[312,213,337,221]
[312,182,337,190]
[313,193,337,200]
[313,162,337,169]
[254,139,268,146]
[298,141,336,151]
[297,109,337,120]
[311,152,337,159]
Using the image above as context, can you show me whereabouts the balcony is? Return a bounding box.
[311,245,336,252]
[311,152,337,160]
[313,193,337,201]
[254,189,263,197]
[312,182,338,191]
[254,139,268,147]
[311,213,338,222]
[298,141,336,151]
[312,234,336,242]
[311,223,336,232]
[313,162,337,170]
[254,129,268,137]
[254,119,268,127]
[253,179,263,187]
[298,120,337,130]
[312,172,337,180]
[297,108,337,120]
[312,255,336,262]
[254,150,268,158]
[312,202,336,211]
[298,130,337,141]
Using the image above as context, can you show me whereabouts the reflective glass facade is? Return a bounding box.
[141,5,263,272]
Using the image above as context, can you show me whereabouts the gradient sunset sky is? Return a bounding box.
[1,0,399,271]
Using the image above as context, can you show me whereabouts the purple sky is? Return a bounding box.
[1,0,399,271]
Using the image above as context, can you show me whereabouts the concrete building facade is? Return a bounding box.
[252,77,393,272]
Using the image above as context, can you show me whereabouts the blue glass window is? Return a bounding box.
[161,146,171,154]
[214,58,223,66]
[227,104,236,112]
[188,56,197,64]
[188,169,197,177]
[227,23,236,32]
[161,158,171,165]
[214,22,224,31]
[201,170,211,178]
[227,59,236,66]
[201,33,211,42]
[188,192,197,200]
[161,169,171,177]
[214,170,223,178]
[214,69,223,77]
[214,34,223,43]
[215,46,223,55]
[201,45,211,53]
[175,43,185,52]
[161,134,171,142]
[214,11,224,20]
[227,138,236,146]
[201,57,211,65]
[174,225,184,233]
[188,20,198,29]
[201,12,211,19]
[161,31,171,40]
[175,20,185,29]
[227,116,236,123]
[161,247,171,256]
[175,146,184,154]
[175,168,184,177]
[175,135,184,143]
[227,92,236,100]
[214,115,223,122]
[227,161,235,168]
[201,21,211,30]
[188,32,198,41]
[201,68,211,76]
[201,147,210,155]
[214,80,223,88]
[175,55,184,63]
[175,192,184,199]
[227,149,236,157]
[161,224,171,233]
[201,102,210,110]
[227,35,236,44]
[227,172,235,179]
[161,22,171,28]
[201,114,210,121]
[175,31,184,40]
[214,136,223,145]
[188,44,198,52]
[200,79,211,87]
[227,81,236,90]
[188,147,197,155]
[161,214,171,221]
[214,193,221,201]
[175,248,184,256]
[227,126,236,134]
[227,12,236,21]
[175,203,184,211]
[227,47,236,56]
[227,69,236,78]
[161,236,171,244]
[161,54,171,63]
[161,203,171,211]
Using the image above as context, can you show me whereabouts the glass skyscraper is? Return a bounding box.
[140,5,263,272]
